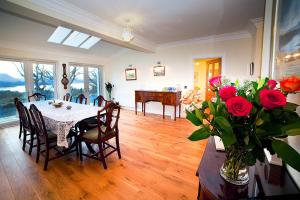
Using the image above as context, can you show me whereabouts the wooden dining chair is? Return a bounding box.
[14,98,23,139]
[93,95,107,107]
[75,94,87,104]
[63,93,72,102]
[15,98,36,155]
[28,93,46,102]
[78,102,121,169]
[29,104,78,170]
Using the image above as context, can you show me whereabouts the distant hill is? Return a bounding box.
[0,73,24,86]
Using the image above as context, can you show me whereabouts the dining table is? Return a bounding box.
[24,100,104,148]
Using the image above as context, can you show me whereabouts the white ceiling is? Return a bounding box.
[0,11,124,58]
[63,0,265,44]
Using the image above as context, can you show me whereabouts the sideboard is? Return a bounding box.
[135,90,181,120]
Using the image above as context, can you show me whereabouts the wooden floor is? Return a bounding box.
[0,109,207,200]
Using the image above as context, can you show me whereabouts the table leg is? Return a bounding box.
[144,102,146,116]
[179,104,181,118]
[142,102,144,112]
[174,106,177,121]
[163,104,165,119]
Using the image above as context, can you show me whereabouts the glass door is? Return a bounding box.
[0,60,27,123]
[88,67,101,104]
[69,65,85,98]
[32,63,55,99]
[69,64,102,104]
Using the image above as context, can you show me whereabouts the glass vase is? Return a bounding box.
[219,146,249,185]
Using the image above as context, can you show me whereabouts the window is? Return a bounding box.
[48,26,101,49]
[33,63,55,100]
[69,64,102,104]
[88,67,101,103]
[0,60,26,123]
[70,66,84,98]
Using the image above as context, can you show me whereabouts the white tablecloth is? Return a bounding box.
[24,100,103,147]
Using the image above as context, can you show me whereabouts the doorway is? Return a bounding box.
[193,57,222,101]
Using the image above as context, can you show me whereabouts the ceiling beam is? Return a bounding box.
[0,0,156,53]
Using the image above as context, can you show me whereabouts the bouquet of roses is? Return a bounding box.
[186,75,300,181]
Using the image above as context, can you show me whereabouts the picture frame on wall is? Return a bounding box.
[125,68,137,81]
[153,65,165,76]
[271,0,300,80]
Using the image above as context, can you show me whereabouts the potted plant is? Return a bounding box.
[186,76,300,185]
[105,82,113,100]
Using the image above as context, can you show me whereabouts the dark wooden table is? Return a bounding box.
[135,90,181,120]
[196,137,300,200]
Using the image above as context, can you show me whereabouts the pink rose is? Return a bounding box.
[259,89,286,109]
[267,80,277,89]
[209,76,222,88]
[219,86,237,102]
[226,96,252,117]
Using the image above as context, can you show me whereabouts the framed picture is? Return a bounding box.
[153,65,165,76]
[125,68,137,80]
[271,0,300,80]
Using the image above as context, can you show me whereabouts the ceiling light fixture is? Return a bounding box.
[122,20,134,42]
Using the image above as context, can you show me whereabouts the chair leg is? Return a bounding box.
[79,140,83,161]
[98,142,107,169]
[75,136,79,156]
[116,135,121,159]
[29,132,34,155]
[19,123,22,139]
[36,140,40,163]
[22,130,27,151]
[44,146,49,171]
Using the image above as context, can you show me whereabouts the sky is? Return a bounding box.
[0,60,24,79]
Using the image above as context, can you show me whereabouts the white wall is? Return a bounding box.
[104,35,253,117]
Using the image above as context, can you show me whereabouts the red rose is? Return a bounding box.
[259,89,286,109]
[219,86,237,102]
[280,76,300,93]
[209,76,222,88]
[226,96,252,117]
[267,80,277,89]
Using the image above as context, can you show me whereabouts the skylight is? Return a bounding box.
[63,31,90,47]
[48,26,72,44]
[80,36,101,49]
[47,26,101,49]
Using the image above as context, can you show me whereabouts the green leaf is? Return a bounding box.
[257,78,267,90]
[186,110,202,126]
[242,151,256,166]
[195,109,203,122]
[282,119,300,136]
[272,140,300,172]
[207,101,215,115]
[256,118,264,126]
[214,116,236,147]
[202,101,208,109]
[188,127,210,141]
[284,102,299,112]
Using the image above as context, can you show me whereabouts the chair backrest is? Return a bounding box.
[29,104,48,140]
[15,98,33,131]
[28,93,46,102]
[93,95,107,107]
[76,94,87,104]
[97,102,120,138]
[63,93,72,102]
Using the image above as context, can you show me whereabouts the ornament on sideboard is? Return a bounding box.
[61,63,69,89]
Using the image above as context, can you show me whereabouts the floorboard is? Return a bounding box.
[0,109,207,200]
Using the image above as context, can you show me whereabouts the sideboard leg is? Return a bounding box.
[174,106,177,121]
[163,104,165,119]
[135,102,137,115]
